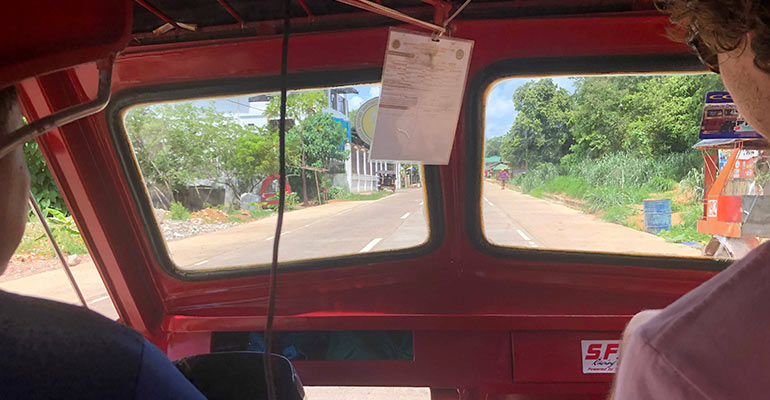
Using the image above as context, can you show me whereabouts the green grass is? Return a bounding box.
[339,192,393,201]
[16,220,88,256]
[600,205,638,227]
[657,224,710,244]
[542,176,590,199]
[248,208,273,219]
[529,188,544,198]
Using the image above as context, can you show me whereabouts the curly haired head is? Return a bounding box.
[658,0,770,73]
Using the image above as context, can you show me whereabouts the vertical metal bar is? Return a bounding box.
[28,192,88,308]
[213,0,246,26]
[135,0,184,31]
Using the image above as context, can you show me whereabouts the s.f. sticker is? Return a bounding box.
[581,340,620,374]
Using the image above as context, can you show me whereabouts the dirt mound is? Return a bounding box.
[190,208,229,224]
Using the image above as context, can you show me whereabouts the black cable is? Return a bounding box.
[262,0,290,398]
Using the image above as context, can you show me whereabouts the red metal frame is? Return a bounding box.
[214,0,246,26]
[135,0,184,31]
[15,12,718,400]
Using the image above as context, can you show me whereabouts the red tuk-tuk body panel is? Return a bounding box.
[13,8,722,398]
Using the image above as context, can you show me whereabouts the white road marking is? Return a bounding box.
[517,229,531,241]
[400,212,410,219]
[419,201,424,206]
[193,260,209,266]
[88,295,110,304]
[304,224,311,228]
[359,238,383,253]
[266,231,290,241]
[337,209,352,215]
[528,241,539,248]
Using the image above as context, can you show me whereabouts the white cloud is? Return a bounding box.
[369,86,381,97]
[484,79,523,139]
[349,95,364,110]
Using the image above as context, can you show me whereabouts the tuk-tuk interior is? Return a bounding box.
[2,1,730,399]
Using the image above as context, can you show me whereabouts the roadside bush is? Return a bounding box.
[328,185,350,200]
[169,201,190,220]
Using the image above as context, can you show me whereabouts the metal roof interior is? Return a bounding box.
[131,0,658,45]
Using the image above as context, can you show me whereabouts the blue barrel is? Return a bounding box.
[643,199,672,233]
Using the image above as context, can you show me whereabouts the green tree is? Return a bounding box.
[500,79,573,168]
[485,136,504,158]
[23,141,67,216]
[125,102,280,206]
[569,75,725,158]
[264,90,327,122]
[265,90,334,205]
[289,112,348,169]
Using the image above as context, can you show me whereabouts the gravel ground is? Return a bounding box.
[159,219,240,241]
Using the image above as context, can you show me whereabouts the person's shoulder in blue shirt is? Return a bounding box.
[0,290,207,400]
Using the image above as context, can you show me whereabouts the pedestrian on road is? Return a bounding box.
[499,169,509,189]
[610,1,770,399]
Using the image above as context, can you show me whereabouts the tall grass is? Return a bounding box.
[562,151,701,189]
[513,152,701,208]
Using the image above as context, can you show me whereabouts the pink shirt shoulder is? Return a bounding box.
[614,242,770,399]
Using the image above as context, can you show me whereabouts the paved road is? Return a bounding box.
[173,189,428,271]
[482,181,702,257]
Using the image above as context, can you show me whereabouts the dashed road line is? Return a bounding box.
[528,241,539,248]
[517,229,531,241]
[400,212,410,219]
[88,295,110,305]
[265,236,274,241]
[419,201,424,206]
[359,238,382,253]
[193,260,209,266]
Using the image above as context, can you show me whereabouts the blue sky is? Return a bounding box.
[349,78,575,140]
[186,78,575,141]
[484,76,576,139]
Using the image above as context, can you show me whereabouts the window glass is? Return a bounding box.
[482,74,765,260]
[123,84,428,272]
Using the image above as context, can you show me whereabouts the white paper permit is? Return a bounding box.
[370,28,474,165]
[581,340,620,374]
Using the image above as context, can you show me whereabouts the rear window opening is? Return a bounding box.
[120,84,430,273]
[304,387,430,400]
[482,73,766,261]
[211,330,413,361]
